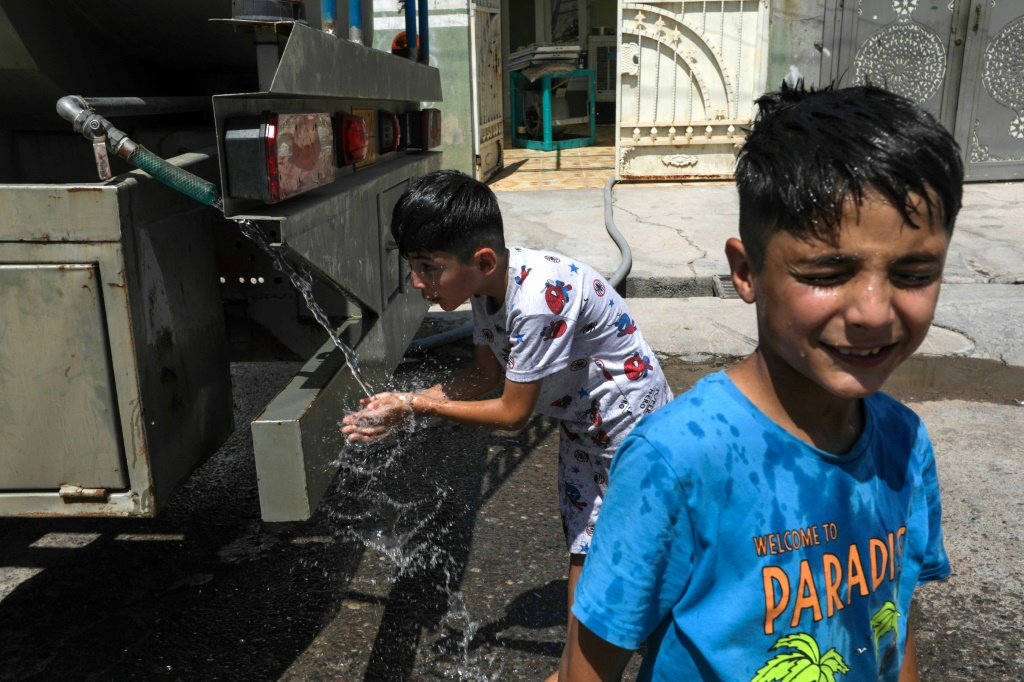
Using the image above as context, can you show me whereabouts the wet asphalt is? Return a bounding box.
[1,338,1022,680]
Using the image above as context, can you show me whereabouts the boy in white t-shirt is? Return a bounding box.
[342,169,671,678]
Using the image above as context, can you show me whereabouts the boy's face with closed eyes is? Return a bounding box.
[729,190,950,403]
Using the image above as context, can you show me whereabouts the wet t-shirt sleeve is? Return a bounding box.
[571,432,694,650]
[915,424,951,584]
[504,312,576,382]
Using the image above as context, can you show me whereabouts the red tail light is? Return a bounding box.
[335,113,368,165]
[378,110,401,153]
[400,108,442,150]
[264,113,281,203]
[225,112,336,204]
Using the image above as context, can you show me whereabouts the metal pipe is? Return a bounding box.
[82,97,211,117]
[56,95,221,208]
[322,0,337,35]
[416,0,429,63]
[348,0,362,43]
[404,0,417,60]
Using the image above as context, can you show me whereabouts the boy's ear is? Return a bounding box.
[473,247,500,276]
[725,237,757,304]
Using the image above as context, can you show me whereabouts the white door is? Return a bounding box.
[471,0,504,181]
[615,1,771,180]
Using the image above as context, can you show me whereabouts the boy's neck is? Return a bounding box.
[727,351,865,454]
[478,248,510,307]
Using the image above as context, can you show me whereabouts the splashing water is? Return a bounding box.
[330,431,503,681]
[235,219,375,398]
[237,217,501,678]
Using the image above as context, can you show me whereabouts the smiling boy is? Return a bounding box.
[560,84,963,681]
[341,169,672,679]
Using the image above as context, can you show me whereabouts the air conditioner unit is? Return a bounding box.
[588,35,617,103]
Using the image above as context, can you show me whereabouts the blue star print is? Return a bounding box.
[514,333,525,344]
[570,263,580,273]
[578,387,590,399]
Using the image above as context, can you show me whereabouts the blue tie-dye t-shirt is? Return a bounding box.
[572,371,949,682]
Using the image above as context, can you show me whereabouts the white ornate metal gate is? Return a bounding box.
[615,1,771,180]
[470,0,504,181]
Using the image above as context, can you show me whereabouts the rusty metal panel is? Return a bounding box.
[0,263,127,490]
[615,0,772,180]
[0,153,233,518]
[0,185,123,243]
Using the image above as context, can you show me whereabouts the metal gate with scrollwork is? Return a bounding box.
[615,1,771,180]
[823,0,1024,181]
[471,0,504,181]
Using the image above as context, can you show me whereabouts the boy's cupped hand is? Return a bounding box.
[340,392,417,443]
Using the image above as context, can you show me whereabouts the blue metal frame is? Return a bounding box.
[510,69,596,151]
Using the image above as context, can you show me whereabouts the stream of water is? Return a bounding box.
[235,219,376,398]
[237,218,499,679]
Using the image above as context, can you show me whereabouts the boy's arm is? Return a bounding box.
[899,626,919,682]
[420,344,505,401]
[559,617,633,681]
[341,345,542,441]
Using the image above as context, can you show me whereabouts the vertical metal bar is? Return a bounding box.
[469,4,483,167]
[589,69,596,143]
[417,0,429,63]
[349,0,363,43]
[543,73,553,147]
[322,0,337,35]
[405,0,418,60]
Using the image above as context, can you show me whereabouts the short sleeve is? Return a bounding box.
[504,313,574,382]
[916,424,951,584]
[571,433,695,650]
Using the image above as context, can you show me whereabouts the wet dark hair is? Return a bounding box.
[734,82,964,271]
[390,169,505,262]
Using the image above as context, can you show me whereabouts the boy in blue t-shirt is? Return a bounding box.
[561,84,963,681]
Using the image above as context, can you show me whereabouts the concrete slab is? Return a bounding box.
[499,180,1024,290]
[624,296,977,361]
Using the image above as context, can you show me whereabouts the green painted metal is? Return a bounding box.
[510,68,596,152]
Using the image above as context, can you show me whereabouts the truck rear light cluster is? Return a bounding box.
[225,108,441,203]
[226,112,336,204]
[378,111,401,153]
[334,113,368,165]
[400,108,441,150]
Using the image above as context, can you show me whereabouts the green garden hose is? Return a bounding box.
[126,144,221,208]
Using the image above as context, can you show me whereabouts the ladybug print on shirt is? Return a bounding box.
[624,353,653,381]
[544,279,572,314]
[543,319,569,340]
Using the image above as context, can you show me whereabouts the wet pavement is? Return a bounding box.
[1,344,1022,681]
